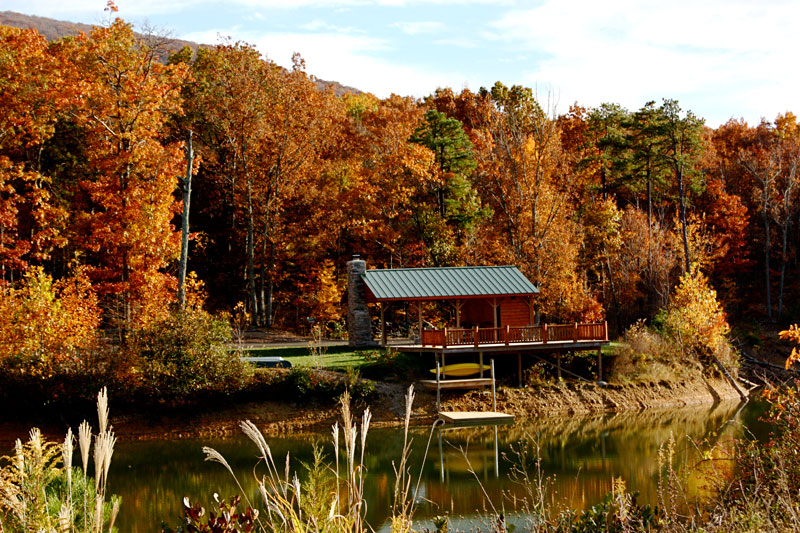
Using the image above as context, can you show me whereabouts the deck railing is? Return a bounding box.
[421,322,608,348]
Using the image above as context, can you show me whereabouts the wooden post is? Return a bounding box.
[453,300,464,328]
[417,301,423,341]
[491,359,497,412]
[436,361,441,414]
[543,323,548,344]
[518,353,522,388]
[474,325,479,348]
[604,320,609,341]
[443,327,448,349]
[505,325,510,346]
[597,347,603,382]
[380,302,387,347]
[479,352,484,378]
[574,322,578,342]
[490,298,499,328]
[527,296,535,325]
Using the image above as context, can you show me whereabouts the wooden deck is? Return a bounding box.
[395,322,608,353]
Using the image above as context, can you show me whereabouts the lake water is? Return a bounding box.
[84,398,768,532]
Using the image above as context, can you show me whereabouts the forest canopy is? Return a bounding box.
[1,16,798,339]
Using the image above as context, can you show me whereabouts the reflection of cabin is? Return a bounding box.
[346,257,610,382]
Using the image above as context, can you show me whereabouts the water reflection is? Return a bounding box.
[0,398,767,532]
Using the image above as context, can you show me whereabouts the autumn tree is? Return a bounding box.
[773,114,800,315]
[55,18,189,332]
[0,267,100,375]
[191,44,338,325]
[737,121,781,319]
[470,83,591,320]
[0,26,67,281]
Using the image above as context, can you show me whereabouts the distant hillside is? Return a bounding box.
[0,11,361,97]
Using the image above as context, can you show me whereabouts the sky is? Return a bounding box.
[5,0,799,127]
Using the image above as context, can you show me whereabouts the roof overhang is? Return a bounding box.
[362,265,539,303]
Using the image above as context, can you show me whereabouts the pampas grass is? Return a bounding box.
[0,388,119,533]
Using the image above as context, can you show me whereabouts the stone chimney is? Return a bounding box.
[347,255,378,347]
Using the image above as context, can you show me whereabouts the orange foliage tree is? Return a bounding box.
[0,26,67,280]
[469,83,593,320]
[190,44,338,326]
[56,19,189,332]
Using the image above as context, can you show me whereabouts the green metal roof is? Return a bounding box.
[362,266,539,301]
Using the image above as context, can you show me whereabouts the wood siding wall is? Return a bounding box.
[500,299,530,326]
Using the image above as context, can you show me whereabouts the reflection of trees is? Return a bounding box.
[414,399,747,519]
[105,400,750,531]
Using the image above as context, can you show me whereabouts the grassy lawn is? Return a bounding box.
[243,345,380,370]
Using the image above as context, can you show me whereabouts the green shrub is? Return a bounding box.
[131,309,253,400]
[279,367,376,403]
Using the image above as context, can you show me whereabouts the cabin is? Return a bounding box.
[346,257,609,384]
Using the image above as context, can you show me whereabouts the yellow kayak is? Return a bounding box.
[430,363,488,377]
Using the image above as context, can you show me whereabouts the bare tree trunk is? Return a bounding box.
[257,235,267,326]
[779,222,788,316]
[764,206,772,320]
[246,181,257,326]
[677,168,691,273]
[177,130,193,309]
[265,240,276,327]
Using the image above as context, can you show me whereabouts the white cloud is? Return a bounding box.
[487,0,800,125]
[4,0,197,17]
[391,21,444,34]
[299,19,364,33]
[432,37,477,48]
[181,27,474,98]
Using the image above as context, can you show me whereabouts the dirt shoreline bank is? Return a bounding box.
[104,375,744,440]
[0,375,746,444]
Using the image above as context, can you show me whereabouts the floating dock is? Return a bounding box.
[439,411,515,426]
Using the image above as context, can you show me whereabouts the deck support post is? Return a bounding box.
[479,352,484,378]
[436,361,441,414]
[474,326,479,348]
[543,323,548,344]
[380,302,388,347]
[443,327,448,349]
[518,353,522,387]
[597,347,603,382]
[505,325,510,346]
[490,298,499,328]
[574,322,578,342]
[491,359,497,412]
[417,302,423,342]
[557,353,562,380]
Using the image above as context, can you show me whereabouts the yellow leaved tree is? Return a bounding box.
[780,325,800,369]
